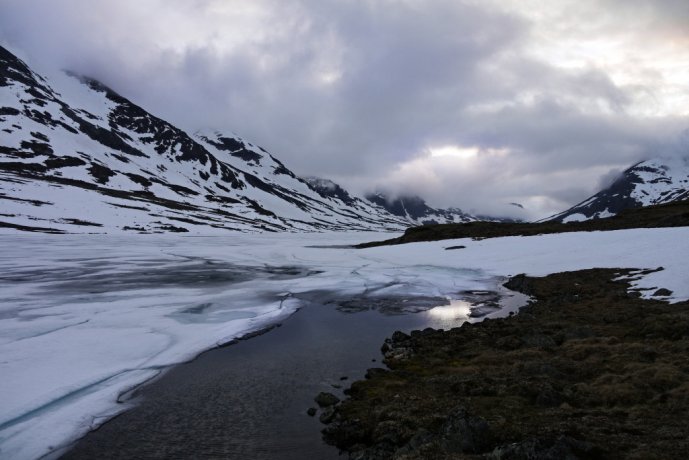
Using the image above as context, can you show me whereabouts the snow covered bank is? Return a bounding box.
[1,227,688,459]
[365,227,689,303]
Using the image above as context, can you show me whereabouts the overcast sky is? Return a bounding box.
[1,0,688,219]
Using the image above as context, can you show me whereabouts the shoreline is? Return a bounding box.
[323,269,689,459]
[62,285,523,459]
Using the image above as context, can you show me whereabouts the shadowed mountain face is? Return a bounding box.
[301,177,362,208]
[364,192,479,225]
[303,179,486,226]
[547,158,689,223]
[0,46,408,234]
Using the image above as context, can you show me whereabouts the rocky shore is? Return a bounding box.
[320,268,689,459]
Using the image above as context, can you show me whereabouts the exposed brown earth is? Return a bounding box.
[322,269,689,459]
[358,199,689,247]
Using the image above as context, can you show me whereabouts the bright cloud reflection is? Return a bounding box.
[426,299,473,330]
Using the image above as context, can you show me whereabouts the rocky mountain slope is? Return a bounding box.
[547,157,689,223]
[302,179,487,226]
[364,192,479,225]
[0,46,408,234]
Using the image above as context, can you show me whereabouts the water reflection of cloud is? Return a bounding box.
[426,299,473,329]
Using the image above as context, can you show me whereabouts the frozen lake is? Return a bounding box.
[2,227,688,459]
[0,232,501,459]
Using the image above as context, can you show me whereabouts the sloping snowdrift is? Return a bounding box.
[1,228,688,459]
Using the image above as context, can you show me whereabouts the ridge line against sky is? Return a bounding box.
[1,0,688,219]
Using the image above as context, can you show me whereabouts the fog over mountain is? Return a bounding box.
[1,0,688,219]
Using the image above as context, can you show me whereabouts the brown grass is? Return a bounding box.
[324,269,689,459]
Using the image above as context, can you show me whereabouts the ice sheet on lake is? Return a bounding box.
[1,227,688,459]
[0,232,492,459]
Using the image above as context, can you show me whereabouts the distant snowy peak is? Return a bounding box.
[302,176,359,206]
[364,192,479,225]
[301,177,411,224]
[548,157,689,223]
[0,45,409,233]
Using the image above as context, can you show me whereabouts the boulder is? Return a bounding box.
[315,392,340,407]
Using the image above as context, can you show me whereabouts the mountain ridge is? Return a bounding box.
[5,44,683,233]
[364,192,480,225]
[0,45,409,234]
[546,156,689,223]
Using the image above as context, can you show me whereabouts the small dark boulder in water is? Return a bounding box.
[319,407,337,424]
[315,392,340,407]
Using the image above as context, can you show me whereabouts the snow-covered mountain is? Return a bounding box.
[547,157,689,223]
[302,176,382,213]
[364,192,481,225]
[0,46,409,234]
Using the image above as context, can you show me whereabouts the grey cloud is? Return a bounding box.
[604,0,689,31]
[0,0,687,220]
[597,168,625,190]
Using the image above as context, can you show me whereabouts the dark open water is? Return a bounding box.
[62,288,525,459]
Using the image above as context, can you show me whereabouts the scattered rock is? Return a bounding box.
[372,419,414,446]
[439,406,492,453]
[381,330,414,361]
[445,245,466,250]
[521,333,557,349]
[534,383,562,407]
[319,407,337,424]
[391,330,411,342]
[488,435,598,460]
[365,368,389,380]
[306,407,317,417]
[503,273,534,295]
[654,288,673,297]
[315,392,340,408]
[395,429,435,455]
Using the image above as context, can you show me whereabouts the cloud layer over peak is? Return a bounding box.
[1,0,688,219]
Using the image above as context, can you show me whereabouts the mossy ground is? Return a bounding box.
[323,269,689,459]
